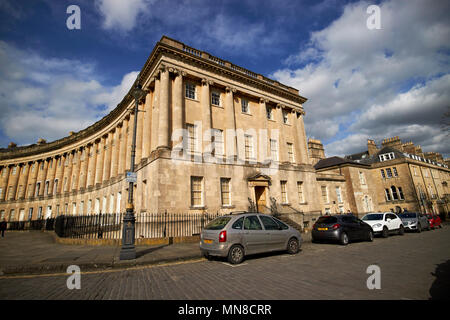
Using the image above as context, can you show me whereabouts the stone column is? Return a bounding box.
[47,157,58,195]
[23,162,33,199]
[136,99,144,163]
[225,87,237,159]
[103,132,113,182]
[172,70,185,150]
[55,156,64,194]
[294,111,309,164]
[276,104,287,163]
[125,115,132,171]
[95,138,104,185]
[79,148,88,189]
[28,162,38,198]
[16,164,28,199]
[7,164,20,200]
[142,90,152,158]
[201,78,213,154]
[87,145,96,187]
[71,152,81,191]
[151,76,160,152]
[119,118,128,174]
[0,166,10,201]
[65,154,74,193]
[40,159,49,196]
[110,128,119,178]
[158,65,170,150]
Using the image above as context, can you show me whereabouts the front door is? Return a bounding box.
[255,186,267,212]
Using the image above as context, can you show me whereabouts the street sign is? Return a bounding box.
[126,171,137,183]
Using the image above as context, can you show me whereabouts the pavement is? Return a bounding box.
[0,230,313,276]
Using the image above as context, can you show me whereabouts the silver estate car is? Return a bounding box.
[398,212,430,232]
[199,213,302,264]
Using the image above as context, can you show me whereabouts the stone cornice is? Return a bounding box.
[0,35,307,162]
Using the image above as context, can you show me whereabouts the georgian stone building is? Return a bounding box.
[0,36,324,222]
[313,137,449,218]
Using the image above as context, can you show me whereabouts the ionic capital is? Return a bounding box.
[201,78,214,86]
[225,86,237,93]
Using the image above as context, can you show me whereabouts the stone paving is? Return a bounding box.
[0,226,449,300]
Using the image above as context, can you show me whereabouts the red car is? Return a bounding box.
[426,214,442,229]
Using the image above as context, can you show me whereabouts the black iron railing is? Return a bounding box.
[7,218,55,231]
[6,212,222,240]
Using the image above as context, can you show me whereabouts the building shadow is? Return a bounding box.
[429,260,450,300]
[135,244,169,258]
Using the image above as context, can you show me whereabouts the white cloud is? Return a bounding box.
[95,0,153,32]
[271,0,450,158]
[0,41,137,147]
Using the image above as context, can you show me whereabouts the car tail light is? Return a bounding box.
[219,230,227,242]
[332,224,341,230]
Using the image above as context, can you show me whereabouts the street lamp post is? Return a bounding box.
[119,79,145,260]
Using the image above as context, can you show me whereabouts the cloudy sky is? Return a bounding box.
[0,0,449,158]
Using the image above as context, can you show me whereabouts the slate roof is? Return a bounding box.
[314,156,369,170]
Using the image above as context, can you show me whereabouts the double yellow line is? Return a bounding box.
[0,257,205,280]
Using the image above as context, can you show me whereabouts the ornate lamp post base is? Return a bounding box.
[119,205,136,260]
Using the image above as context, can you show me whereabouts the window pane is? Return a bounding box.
[260,215,280,230]
[244,216,262,230]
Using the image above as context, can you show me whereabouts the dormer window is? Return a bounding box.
[379,152,395,162]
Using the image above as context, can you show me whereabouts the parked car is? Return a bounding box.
[311,214,374,245]
[199,213,302,264]
[361,212,404,238]
[426,214,442,229]
[398,212,430,232]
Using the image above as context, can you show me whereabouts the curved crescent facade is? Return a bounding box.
[0,36,323,221]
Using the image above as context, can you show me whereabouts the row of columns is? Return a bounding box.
[0,119,133,202]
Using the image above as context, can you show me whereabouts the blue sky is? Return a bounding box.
[0,0,449,158]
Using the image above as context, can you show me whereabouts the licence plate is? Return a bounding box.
[203,239,213,244]
[318,227,328,231]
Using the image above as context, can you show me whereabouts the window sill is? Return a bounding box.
[241,112,252,116]
[221,205,235,209]
[190,206,207,210]
[185,97,199,103]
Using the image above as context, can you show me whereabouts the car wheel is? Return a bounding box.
[398,225,404,236]
[382,227,389,238]
[287,237,300,254]
[227,245,244,265]
[340,232,349,246]
[417,223,422,233]
[367,230,374,242]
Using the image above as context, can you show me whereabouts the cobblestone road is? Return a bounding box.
[1,226,449,300]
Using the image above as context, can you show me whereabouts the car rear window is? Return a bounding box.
[316,216,338,224]
[204,217,232,230]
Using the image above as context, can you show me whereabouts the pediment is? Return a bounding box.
[247,173,272,182]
